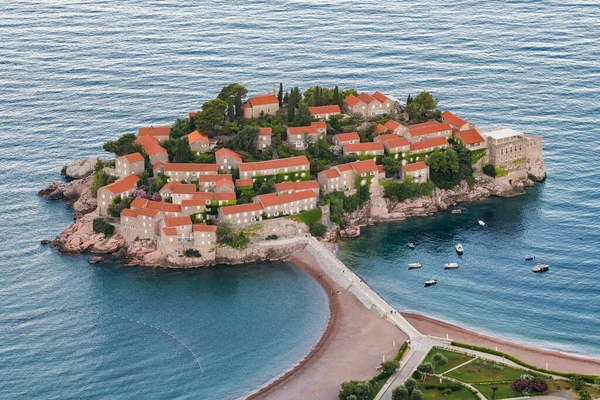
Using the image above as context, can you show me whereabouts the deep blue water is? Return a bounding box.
[1,0,599,397]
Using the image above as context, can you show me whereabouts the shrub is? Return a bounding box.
[411,370,422,380]
[578,390,591,400]
[392,385,409,400]
[309,223,327,237]
[183,249,201,258]
[483,163,496,177]
[512,378,548,394]
[338,380,371,400]
[437,385,447,391]
[404,378,417,395]
[266,234,278,240]
[381,360,399,376]
[443,389,452,396]
[447,383,462,392]
[410,389,423,400]
[424,384,436,390]
[93,218,114,237]
[417,362,434,374]
[151,192,162,202]
[569,376,586,391]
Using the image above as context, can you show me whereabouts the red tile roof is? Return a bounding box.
[357,92,376,104]
[171,183,196,195]
[344,142,384,153]
[101,174,140,195]
[135,135,168,156]
[248,94,279,106]
[344,95,361,107]
[457,129,485,145]
[137,207,160,218]
[138,126,171,138]
[378,133,400,143]
[384,119,402,131]
[410,137,449,152]
[220,202,263,215]
[193,224,217,233]
[442,111,469,128]
[372,91,388,103]
[274,181,294,192]
[130,197,148,209]
[190,192,236,201]
[188,112,197,119]
[310,121,327,129]
[294,180,319,190]
[335,132,360,143]
[409,121,441,130]
[258,127,272,136]
[213,192,236,201]
[403,161,428,172]
[160,163,219,173]
[309,105,341,115]
[197,174,232,183]
[322,169,341,179]
[215,148,242,162]
[188,130,209,144]
[120,208,138,218]
[159,181,177,193]
[239,156,309,172]
[123,152,144,163]
[257,190,316,207]
[164,215,192,227]
[144,200,181,213]
[377,165,385,174]
[181,199,209,207]
[162,227,178,236]
[386,137,410,149]
[288,126,318,135]
[336,163,353,172]
[350,159,378,174]
[215,177,234,188]
[409,122,452,137]
[235,178,253,187]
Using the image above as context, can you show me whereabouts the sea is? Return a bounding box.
[0,0,598,398]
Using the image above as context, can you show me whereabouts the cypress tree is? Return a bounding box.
[227,99,235,122]
[283,90,289,104]
[333,86,340,107]
[234,94,242,119]
[287,90,295,122]
[278,82,283,107]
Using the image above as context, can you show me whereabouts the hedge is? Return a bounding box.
[450,341,598,383]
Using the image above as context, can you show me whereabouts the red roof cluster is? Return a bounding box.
[457,129,485,145]
[409,122,452,137]
[256,190,316,207]
[157,163,219,174]
[403,161,428,172]
[344,142,384,153]
[409,137,449,152]
[102,174,140,195]
[164,216,192,227]
[344,95,361,107]
[310,121,327,129]
[258,127,272,136]
[441,111,469,129]
[220,202,264,216]
[309,105,341,115]
[193,224,217,233]
[235,178,253,187]
[138,126,171,138]
[335,132,360,143]
[288,126,318,135]
[136,135,168,156]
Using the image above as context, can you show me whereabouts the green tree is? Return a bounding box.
[405,91,439,123]
[483,163,496,177]
[231,126,259,154]
[410,389,423,400]
[93,218,114,237]
[293,102,312,126]
[227,99,235,122]
[433,353,448,369]
[174,139,192,163]
[333,86,340,108]
[195,98,228,135]
[381,156,402,178]
[287,89,296,122]
[578,391,591,400]
[90,170,117,197]
[338,380,371,400]
[381,360,399,376]
[171,117,195,139]
[427,148,460,189]
[278,82,283,107]
[103,133,142,156]
[234,93,243,119]
[217,83,248,102]
[404,378,417,395]
[417,362,434,375]
[309,223,327,237]
[392,385,409,400]
[329,114,342,133]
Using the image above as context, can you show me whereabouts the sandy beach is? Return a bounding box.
[403,313,600,375]
[249,250,408,400]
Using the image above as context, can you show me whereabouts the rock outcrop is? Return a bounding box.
[61,157,99,179]
[39,174,97,217]
[50,211,126,254]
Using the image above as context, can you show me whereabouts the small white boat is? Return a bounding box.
[478,220,486,226]
[532,264,549,273]
[525,256,535,261]
[408,263,422,269]
[424,279,437,287]
[408,243,415,249]
[455,244,464,254]
[444,263,459,269]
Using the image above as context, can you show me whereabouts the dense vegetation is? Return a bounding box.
[383,178,434,202]
[216,221,249,248]
[90,170,117,197]
[426,143,474,189]
[93,218,114,237]
[405,91,441,123]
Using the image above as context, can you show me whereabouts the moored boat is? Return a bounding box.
[455,244,464,254]
[408,243,415,249]
[525,256,535,261]
[532,264,549,273]
[424,279,437,287]
[478,220,485,226]
[444,263,459,269]
[408,263,422,269]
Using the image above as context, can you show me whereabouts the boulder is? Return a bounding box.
[61,157,99,180]
[451,209,462,215]
[88,255,104,264]
[40,240,51,245]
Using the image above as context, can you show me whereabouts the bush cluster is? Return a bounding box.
[93,218,114,237]
[512,377,548,393]
[183,249,201,258]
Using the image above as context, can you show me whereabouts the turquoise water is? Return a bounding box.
[1,0,599,397]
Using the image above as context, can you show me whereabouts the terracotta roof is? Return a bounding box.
[130,197,148,209]
[213,192,236,201]
[322,169,341,179]
[164,215,192,227]
[123,152,144,163]
[120,208,138,218]
[376,124,388,133]
[171,183,196,195]
[258,127,272,136]
[236,178,253,187]
[220,202,263,215]
[403,161,428,172]
[197,174,232,183]
[153,161,164,169]
[442,111,469,128]
[144,200,182,213]
[288,126,317,135]
[350,159,378,174]
[138,126,171,138]
[372,91,388,103]
[274,181,294,192]
[248,94,279,107]
[378,134,400,143]
[409,121,440,130]
[159,181,177,193]
[257,190,316,207]
[309,105,341,115]
[457,129,485,145]
[336,163,353,172]
[344,95,361,107]
[162,227,178,236]
[216,177,234,188]
[386,137,410,148]
[193,224,217,233]
[187,130,209,144]
[181,199,209,207]
[377,165,385,174]
[384,120,402,130]
[409,122,452,137]
[410,137,449,152]
[136,135,168,156]
[344,142,384,153]
[310,121,327,129]
[137,207,160,218]
[190,192,236,202]
[101,174,140,195]
[188,112,197,119]
[239,156,309,172]
[357,92,376,104]
[294,180,319,190]
[335,132,360,143]
[215,148,242,163]
[160,163,219,173]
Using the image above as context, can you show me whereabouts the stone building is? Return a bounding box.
[215,148,243,172]
[114,152,145,178]
[135,135,168,166]
[343,142,385,156]
[218,202,264,225]
[402,161,430,183]
[154,163,219,181]
[343,91,396,117]
[258,127,272,151]
[375,119,409,137]
[409,137,449,155]
[334,132,360,146]
[187,130,210,154]
[481,128,543,180]
[238,156,310,179]
[97,174,140,216]
[406,121,453,143]
[274,180,320,197]
[256,190,317,218]
[309,105,341,120]
[243,94,279,119]
[442,110,474,132]
[287,126,323,149]
[375,134,410,158]
[138,126,171,143]
[317,159,379,193]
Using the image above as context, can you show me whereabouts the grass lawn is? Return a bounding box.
[418,376,478,400]
[287,208,322,226]
[423,348,475,374]
[474,382,531,399]
[446,358,526,383]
